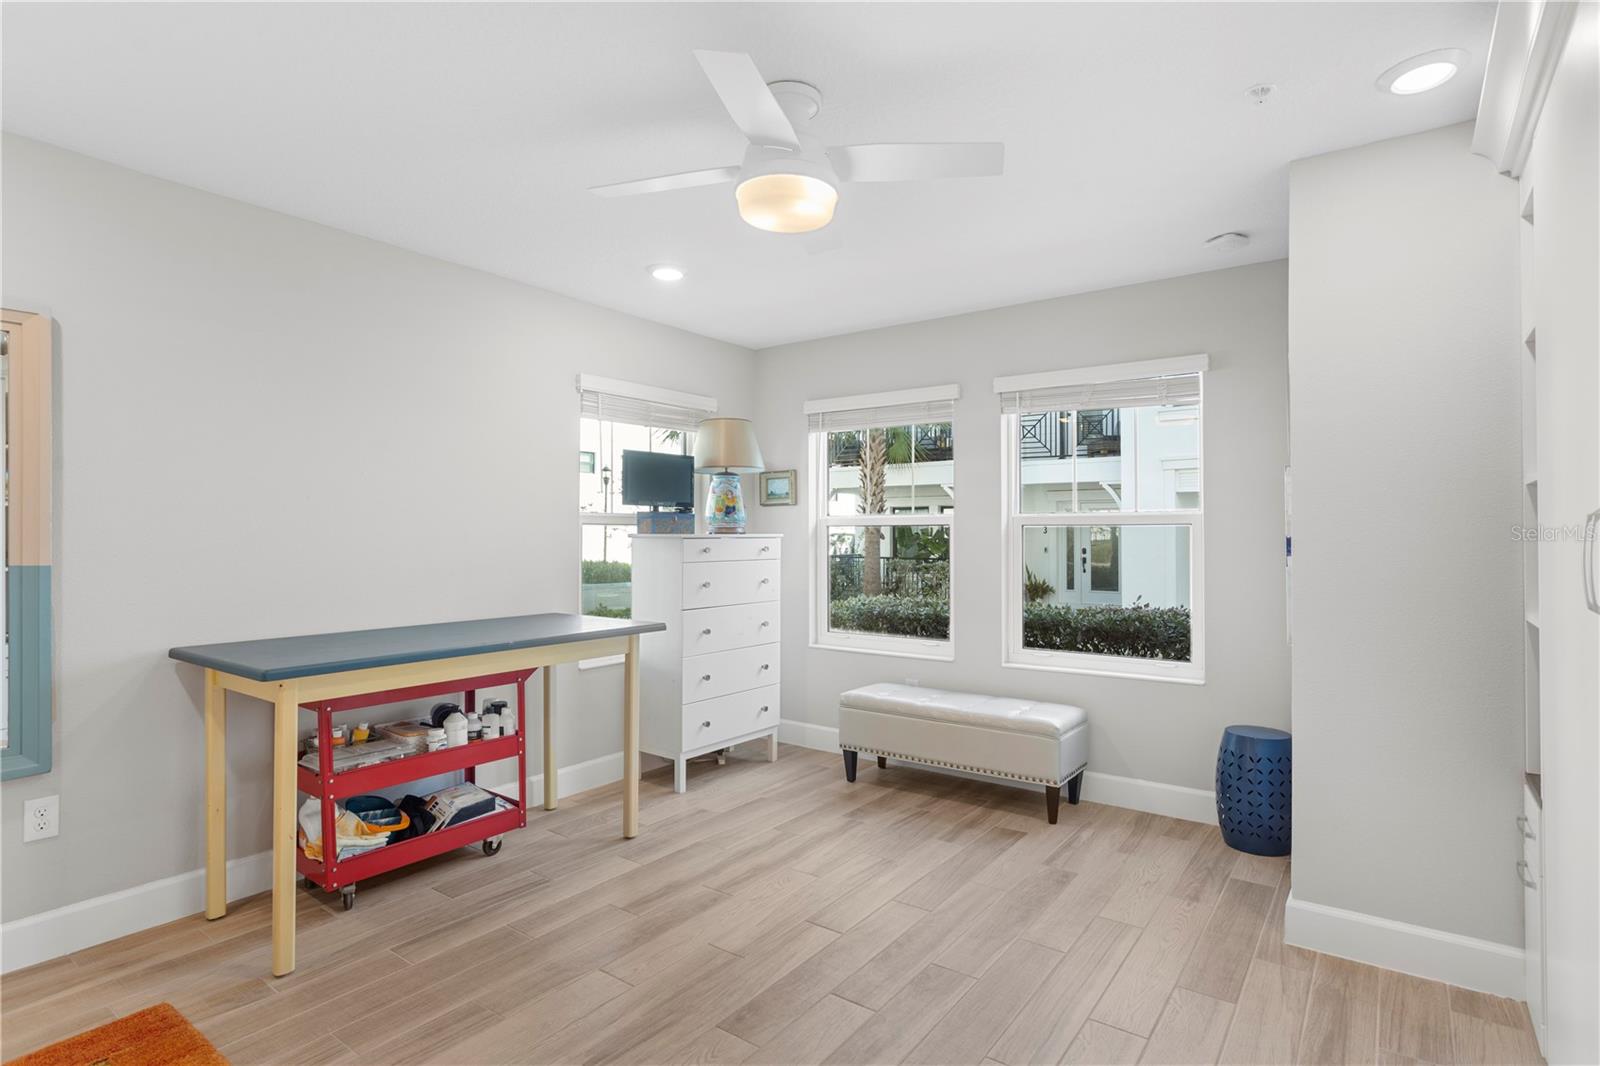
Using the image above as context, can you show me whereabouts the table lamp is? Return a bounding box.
[693,417,765,534]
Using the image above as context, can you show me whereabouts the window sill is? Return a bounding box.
[578,654,625,671]
[1002,658,1204,685]
[810,640,954,663]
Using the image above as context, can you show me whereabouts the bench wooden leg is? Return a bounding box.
[876,756,887,769]
[1046,785,1061,824]
[842,750,858,782]
[1067,770,1084,805]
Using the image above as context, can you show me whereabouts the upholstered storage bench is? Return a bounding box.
[838,683,1088,823]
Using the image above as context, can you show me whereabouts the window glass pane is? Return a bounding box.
[1018,409,1131,513]
[580,524,633,617]
[1020,523,1191,661]
[827,524,949,640]
[1136,405,1201,510]
[1074,409,1127,513]
[827,423,954,517]
[1017,411,1076,514]
[579,418,692,515]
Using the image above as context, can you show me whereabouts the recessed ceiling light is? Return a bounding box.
[1377,49,1468,95]
[649,264,685,282]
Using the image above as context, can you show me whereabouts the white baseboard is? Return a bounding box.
[0,748,637,975]
[0,850,275,975]
[779,721,1216,824]
[1284,891,1524,998]
[1080,771,1215,824]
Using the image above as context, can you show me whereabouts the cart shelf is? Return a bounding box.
[295,800,524,889]
[298,733,522,800]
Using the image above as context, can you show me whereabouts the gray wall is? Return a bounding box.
[749,261,1291,793]
[1287,123,1522,945]
[0,135,755,923]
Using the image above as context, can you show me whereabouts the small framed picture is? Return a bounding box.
[759,469,797,506]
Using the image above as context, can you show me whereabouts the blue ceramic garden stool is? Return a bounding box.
[1215,725,1291,856]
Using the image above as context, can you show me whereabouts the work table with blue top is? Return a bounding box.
[169,612,665,977]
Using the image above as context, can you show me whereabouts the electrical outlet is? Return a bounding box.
[23,796,58,842]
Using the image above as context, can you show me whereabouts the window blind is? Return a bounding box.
[1000,372,1201,414]
[804,385,959,433]
[577,380,715,433]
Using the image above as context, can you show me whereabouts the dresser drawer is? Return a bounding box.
[683,602,781,656]
[683,537,781,563]
[683,643,780,703]
[683,560,780,609]
[683,685,781,751]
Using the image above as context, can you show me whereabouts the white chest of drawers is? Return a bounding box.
[632,533,782,792]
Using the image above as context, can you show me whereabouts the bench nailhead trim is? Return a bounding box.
[842,745,1087,789]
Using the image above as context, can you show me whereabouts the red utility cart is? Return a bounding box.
[295,667,532,909]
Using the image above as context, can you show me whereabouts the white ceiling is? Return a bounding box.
[2,3,1492,349]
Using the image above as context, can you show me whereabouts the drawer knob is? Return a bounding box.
[701,674,712,681]
[759,545,770,553]
[700,581,712,589]
[760,663,771,671]
[701,546,712,553]
[1516,860,1536,889]
[1516,815,1534,840]
[701,628,712,636]
[702,720,712,728]
[759,577,771,585]
[759,705,770,713]
[760,620,771,628]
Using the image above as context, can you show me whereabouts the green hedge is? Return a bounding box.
[829,595,950,640]
[581,560,631,584]
[586,604,630,619]
[827,594,1191,661]
[1023,601,1191,661]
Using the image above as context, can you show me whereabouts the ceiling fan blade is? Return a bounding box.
[693,50,801,151]
[827,142,1005,183]
[589,165,740,198]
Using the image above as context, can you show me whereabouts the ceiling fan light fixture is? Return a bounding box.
[735,172,838,233]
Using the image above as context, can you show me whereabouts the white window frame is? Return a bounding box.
[577,375,715,669]
[997,355,1207,684]
[806,385,959,661]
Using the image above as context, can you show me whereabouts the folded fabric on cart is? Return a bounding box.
[297,795,410,862]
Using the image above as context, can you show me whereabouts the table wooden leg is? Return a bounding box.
[542,667,557,811]
[622,635,640,839]
[271,683,299,977]
[204,670,227,920]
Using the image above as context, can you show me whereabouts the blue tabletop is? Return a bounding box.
[169,613,665,682]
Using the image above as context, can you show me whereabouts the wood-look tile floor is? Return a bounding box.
[0,747,1545,1065]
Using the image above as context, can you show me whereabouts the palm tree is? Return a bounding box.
[858,427,917,596]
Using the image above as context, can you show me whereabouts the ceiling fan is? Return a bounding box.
[590,50,1005,234]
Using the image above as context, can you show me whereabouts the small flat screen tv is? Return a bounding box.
[622,450,694,511]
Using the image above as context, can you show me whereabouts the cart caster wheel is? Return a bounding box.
[716,750,728,766]
[340,886,355,911]
[482,838,503,856]
[304,876,318,890]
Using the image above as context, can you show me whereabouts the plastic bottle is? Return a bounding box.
[443,712,468,748]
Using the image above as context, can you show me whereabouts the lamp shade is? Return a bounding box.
[693,417,765,474]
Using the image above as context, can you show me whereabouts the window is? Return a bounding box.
[577,376,714,625]
[997,355,1206,682]
[2,309,53,779]
[805,385,959,659]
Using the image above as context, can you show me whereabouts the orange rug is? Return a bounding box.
[4,1003,227,1066]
